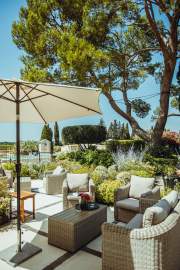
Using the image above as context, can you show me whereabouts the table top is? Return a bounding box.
[49,204,107,225]
[10,191,35,199]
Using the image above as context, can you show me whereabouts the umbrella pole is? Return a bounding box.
[16,82,22,252]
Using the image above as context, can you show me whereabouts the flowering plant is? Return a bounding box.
[79,193,91,202]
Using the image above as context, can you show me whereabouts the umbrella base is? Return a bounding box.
[0,242,42,267]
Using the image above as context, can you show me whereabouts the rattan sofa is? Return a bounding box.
[102,199,180,270]
[114,176,160,223]
[63,173,95,209]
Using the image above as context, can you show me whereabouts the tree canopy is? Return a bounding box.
[12,0,180,144]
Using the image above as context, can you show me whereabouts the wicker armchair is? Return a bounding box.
[43,171,67,195]
[63,174,95,210]
[102,200,180,270]
[114,176,160,223]
[4,170,13,188]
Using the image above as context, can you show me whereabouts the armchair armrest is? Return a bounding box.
[141,186,160,200]
[139,197,159,213]
[62,178,69,210]
[89,178,95,201]
[114,183,130,202]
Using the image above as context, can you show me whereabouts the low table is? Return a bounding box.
[48,204,107,252]
[10,191,36,223]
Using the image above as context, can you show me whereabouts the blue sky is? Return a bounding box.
[0,0,179,142]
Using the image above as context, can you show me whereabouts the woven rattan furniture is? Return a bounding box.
[114,179,160,223]
[102,200,180,270]
[63,174,95,210]
[48,204,107,252]
[14,177,31,192]
[43,171,67,195]
[4,170,13,188]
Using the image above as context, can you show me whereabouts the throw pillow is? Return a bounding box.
[163,190,178,209]
[67,173,88,191]
[129,175,155,199]
[53,166,64,176]
[143,199,171,227]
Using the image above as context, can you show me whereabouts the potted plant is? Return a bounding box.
[0,197,10,225]
[0,179,10,225]
[79,193,91,210]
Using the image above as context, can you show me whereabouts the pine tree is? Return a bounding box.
[41,124,51,141]
[107,122,113,139]
[121,123,125,139]
[40,124,53,153]
[117,121,121,139]
[112,120,118,139]
[99,118,105,127]
[54,122,60,145]
[125,123,130,139]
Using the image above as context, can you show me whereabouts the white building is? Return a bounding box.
[39,139,51,153]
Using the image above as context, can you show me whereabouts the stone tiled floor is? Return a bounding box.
[0,180,114,270]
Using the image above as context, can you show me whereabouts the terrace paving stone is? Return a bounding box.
[0,180,116,270]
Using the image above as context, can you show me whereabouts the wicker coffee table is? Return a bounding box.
[48,204,107,252]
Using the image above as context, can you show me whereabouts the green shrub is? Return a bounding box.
[71,165,93,174]
[96,180,123,204]
[29,169,39,179]
[45,162,58,171]
[106,139,145,152]
[0,179,10,216]
[20,164,30,177]
[143,154,177,175]
[94,165,108,173]
[91,170,108,186]
[108,165,118,179]
[56,152,67,161]
[67,150,113,167]
[2,162,15,173]
[118,160,156,177]
[116,171,131,183]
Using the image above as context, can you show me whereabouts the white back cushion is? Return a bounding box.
[163,190,178,209]
[53,166,64,175]
[67,173,88,190]
[129,175,155,199]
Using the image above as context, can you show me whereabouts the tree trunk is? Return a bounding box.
[152,58,176,145]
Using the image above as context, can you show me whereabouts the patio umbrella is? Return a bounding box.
[0,78,101,265]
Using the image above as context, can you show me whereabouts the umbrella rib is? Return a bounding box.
[21,93,49,103]
[20,84,39,102]
[22,86,100,114]
[20,82,100,114]
[0,80,16,101]
[0,88,16,103]
[21,88,47,124]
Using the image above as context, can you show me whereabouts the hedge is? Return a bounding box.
[106,139,145,152]
[62,125,107,145]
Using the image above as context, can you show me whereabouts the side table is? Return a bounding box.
[10,191,36,223]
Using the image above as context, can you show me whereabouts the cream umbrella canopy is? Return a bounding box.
[0,78,101,265]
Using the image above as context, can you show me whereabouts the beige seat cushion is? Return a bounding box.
[129,175,155,199]
[163,190,178,209]
[143,199,171,227]
[126,213,143,229]
[67,173,88,191]
[67,193,81,201]
[116,198,139,212]
[67,191,91,201]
